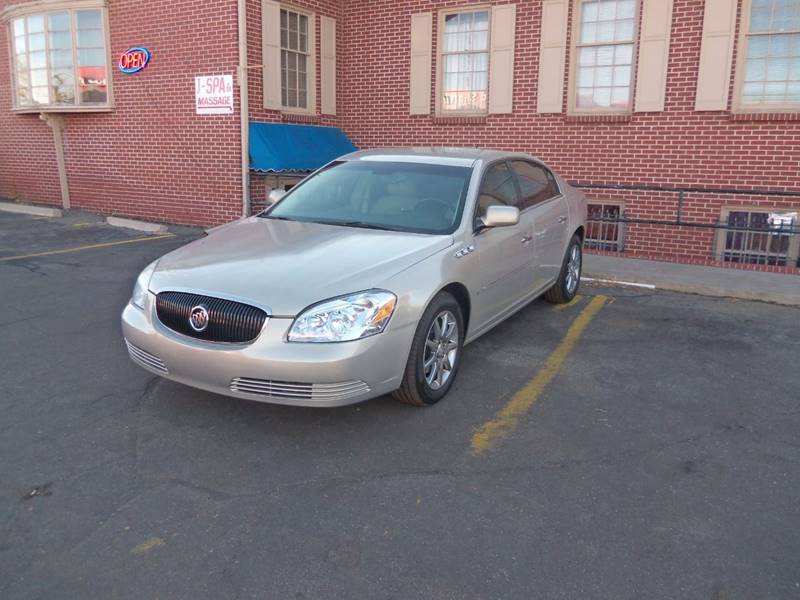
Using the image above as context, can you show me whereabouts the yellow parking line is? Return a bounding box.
[471,295,608,455]
[554,294,583,310]
[0,234,175,262]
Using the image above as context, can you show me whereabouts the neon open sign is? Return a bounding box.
[118,47,150,74]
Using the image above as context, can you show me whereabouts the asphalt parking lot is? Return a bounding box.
[1,210,799,600]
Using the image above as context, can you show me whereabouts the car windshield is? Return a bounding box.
[263,160,473,234]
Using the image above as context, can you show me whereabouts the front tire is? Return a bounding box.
[393,292,464,407]
[544,234,583,304]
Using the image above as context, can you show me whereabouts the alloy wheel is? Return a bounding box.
[423,310,459,391]
[565,244,582,295]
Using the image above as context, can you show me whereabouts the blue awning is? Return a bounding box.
[249,122,357,174]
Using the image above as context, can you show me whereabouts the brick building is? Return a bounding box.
[1,0,799,273]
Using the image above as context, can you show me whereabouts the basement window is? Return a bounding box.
[586,202,625,251]
[715,208,800,266]
[4,2,111,112]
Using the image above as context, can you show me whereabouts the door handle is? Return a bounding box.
[520,234,533,244]
[557,216,568,224]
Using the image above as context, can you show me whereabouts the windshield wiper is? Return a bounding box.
[261,214,296,221]
[333,221,397,231]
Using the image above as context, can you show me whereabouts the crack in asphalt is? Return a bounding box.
[127,376,162,486]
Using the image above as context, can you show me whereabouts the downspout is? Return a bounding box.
[237,0,250,217]
[40,113,70,210]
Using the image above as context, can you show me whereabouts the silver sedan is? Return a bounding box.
[121,148,587,407]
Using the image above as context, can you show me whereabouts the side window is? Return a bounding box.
[510,161,560,209]
[476,162,521,219]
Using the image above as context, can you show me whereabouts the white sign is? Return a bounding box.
[195,75,234,115]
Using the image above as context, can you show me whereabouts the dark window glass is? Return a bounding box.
[586,203,624,251]
[476,162,520,219]
[510,161,559,209]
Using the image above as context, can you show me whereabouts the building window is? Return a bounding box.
[6,4,110,111]
[439,8,490,114]
[571,0,637,113]
[736,0,800,111]
[586,202,625,251]
[715,208,799,266]
[280,8,311,110]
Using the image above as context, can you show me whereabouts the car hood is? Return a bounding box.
[149,217,453,316]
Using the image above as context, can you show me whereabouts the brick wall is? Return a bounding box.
[2,0,798,273]
[0,0,243,227]
[245,0,343,209]
[338,0,800,272]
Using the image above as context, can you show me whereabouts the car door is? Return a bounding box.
[470,162,536,331]
[510,161,569,290]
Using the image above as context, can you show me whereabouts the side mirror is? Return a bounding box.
[267,188,287,206]
[481,205,520,228]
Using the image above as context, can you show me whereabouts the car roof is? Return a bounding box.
[339,147,540,168]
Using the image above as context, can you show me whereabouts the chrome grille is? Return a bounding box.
[155,292,267,343]
[230,378,370,402]
[126,340,168,374]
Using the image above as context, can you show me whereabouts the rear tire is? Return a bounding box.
[393,292,464,407]
[544,234,583,304]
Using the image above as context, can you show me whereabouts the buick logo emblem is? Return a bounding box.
[189,305,210,332]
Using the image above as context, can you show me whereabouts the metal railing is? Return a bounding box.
[573,182,800,268]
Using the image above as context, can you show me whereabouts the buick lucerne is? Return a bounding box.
[121,149,587,407]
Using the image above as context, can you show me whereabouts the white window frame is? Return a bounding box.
[733,0,800,113]
[568,0,640,115]
[2,0,113,113]
[435,4,492,117]
[279,4,315,115]
[714,206,800,266]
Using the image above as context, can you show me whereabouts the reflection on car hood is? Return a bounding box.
[149,217,453,316]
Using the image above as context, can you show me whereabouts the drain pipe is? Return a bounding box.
[237,0,250,217]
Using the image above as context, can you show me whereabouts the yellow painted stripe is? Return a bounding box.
[471,295,608,455]
[554,294,583,311]
[0,234,174,262]
[130,537,165,555]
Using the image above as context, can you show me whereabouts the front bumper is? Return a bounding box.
[121,294,414,406]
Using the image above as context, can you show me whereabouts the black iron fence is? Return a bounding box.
[573,183,800,268]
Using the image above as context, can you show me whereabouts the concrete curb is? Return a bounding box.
[0,202,63,218]
[106,216,168,234]
[583,271,800,308]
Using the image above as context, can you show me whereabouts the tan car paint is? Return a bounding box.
[122,149,587,406]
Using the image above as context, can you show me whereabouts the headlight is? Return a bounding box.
[288,290,397,343]
[131,261,158,310]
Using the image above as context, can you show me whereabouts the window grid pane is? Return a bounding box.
[742,32,800,104]
[441,10,490,113]
[575,1,635,110]
[743,1,800,106]
[12,18,32,106]
[280,9,309,109]
[576,43,633,108]
[748,0,800,34]
[27,15,49,104]
[48,12,75,105]
[9,8,108,108]
[580,0,636,44]
[76,9,107,104]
